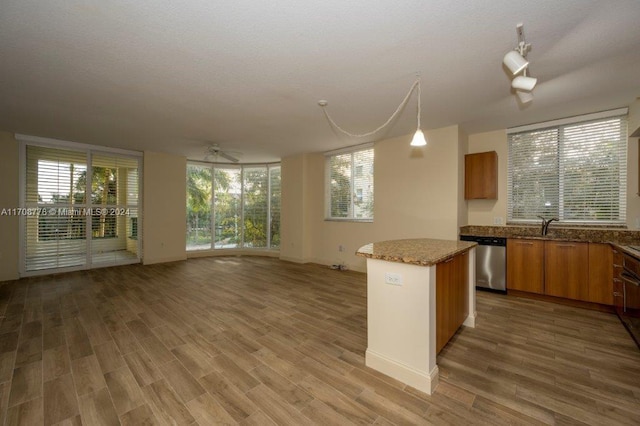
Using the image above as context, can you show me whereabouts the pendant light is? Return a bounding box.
[410,78,427,147]
[318,76,427,147]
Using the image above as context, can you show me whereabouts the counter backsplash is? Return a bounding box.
[460,225,640,245]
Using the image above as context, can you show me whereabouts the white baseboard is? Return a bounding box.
[463,311,477,328]
[365,349,439,395]
[142,255,187,265]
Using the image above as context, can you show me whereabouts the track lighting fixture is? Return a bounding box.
[512,75,537,91]
[503,50,529,75]
[318,77,427,147]
[504,23,537,103]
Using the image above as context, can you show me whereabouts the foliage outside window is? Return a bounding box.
[326,146,374,220]
[186,163,281,251]
[508,112,627,225]
[23,144,141,272]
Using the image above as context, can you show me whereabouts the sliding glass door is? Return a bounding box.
[22,142,141,274]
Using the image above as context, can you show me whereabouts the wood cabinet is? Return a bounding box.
[436,251,469,353]
[507,239,614,305]
[588,243,614,305]
[464,151,497,200]
[612,248,624,313]
[506,239,544,294]
[544,241,589,300]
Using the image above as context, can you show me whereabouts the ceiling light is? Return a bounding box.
[516,90,534,104]
[505,23,537,103]
[512,75,537,91]
[503,51,529,75]
[318,76,427,147]
[411,129,427,147]
[410,78,427,147]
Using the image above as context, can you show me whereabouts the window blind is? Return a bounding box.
[325,146,374,220]
[23,144,141,273]
[508,114,627,224]
[269,166,281,248]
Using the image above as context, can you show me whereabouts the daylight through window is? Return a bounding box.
[186,163,281,251]
[325,145,374,221]
[507,110,628,225]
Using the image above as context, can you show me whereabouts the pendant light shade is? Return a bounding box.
[410,129,427,147]
[503,50,529,75]
[512,75,537,91]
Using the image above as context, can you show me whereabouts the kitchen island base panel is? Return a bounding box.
[364,249,475,395]
[365,349,439,394]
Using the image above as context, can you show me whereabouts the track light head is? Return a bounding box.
[512,75,537,91]
[503,50,529,75]
[516,90,534,104]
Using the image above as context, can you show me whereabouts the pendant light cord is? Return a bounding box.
[319,78,421,138]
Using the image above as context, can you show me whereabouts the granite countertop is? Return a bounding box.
[356,238,477,266]
[459,225,640,245]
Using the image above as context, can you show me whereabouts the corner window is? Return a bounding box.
[507,110,627,225]
[186,163,281,251]
[325,145,374,221]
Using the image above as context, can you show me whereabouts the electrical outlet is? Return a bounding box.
[493,216,503,225]
[338,245,344,252]
[384,272,402,286]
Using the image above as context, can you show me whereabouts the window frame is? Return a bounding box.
[186,161,281,251]
[324,143,374,222]
[507,108,628,226]
[17,134,142,276]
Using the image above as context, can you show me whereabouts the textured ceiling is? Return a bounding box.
[1,1,639,162]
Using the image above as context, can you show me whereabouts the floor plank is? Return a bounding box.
[0,256,637,425]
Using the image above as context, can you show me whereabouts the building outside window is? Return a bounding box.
[325,145,374,221]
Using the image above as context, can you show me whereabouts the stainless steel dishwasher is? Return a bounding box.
[460,235,506,293]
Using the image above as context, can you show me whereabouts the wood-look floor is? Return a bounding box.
[0,257,639,425]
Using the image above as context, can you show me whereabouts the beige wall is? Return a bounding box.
[627,100,640,227]
[142,151,187,264]
[281,125,467,272]
[0,132,20,281]
[466,129,508,226]
[467,102,640,228]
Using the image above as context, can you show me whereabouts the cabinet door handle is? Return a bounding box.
[613,278,623,283]
[444,257,454,263]
[613,264,623,269]
[613,291,622,297]
[555,244,576,248]
[516,242,534,246]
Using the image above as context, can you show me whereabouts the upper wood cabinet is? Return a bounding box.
[507,239,544,294]
[465,151,497,200]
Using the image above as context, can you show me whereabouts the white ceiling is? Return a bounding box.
[1,1,639,162]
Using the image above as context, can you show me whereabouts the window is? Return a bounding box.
[186,163,280,251]
[508,110,628,225]
[325,145,374,220]
[21,139,141,274]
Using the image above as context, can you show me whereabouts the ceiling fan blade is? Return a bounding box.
[219,151,239,163]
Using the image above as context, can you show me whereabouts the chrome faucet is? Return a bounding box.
[537,216,558,236]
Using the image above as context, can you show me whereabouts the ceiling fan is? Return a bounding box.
[204,143,241,163]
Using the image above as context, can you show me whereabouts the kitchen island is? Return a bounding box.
[356,238,477,394]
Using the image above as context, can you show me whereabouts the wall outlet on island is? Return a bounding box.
[385,272,403,286]
[493,217,504,225]
[338,245,345,252]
